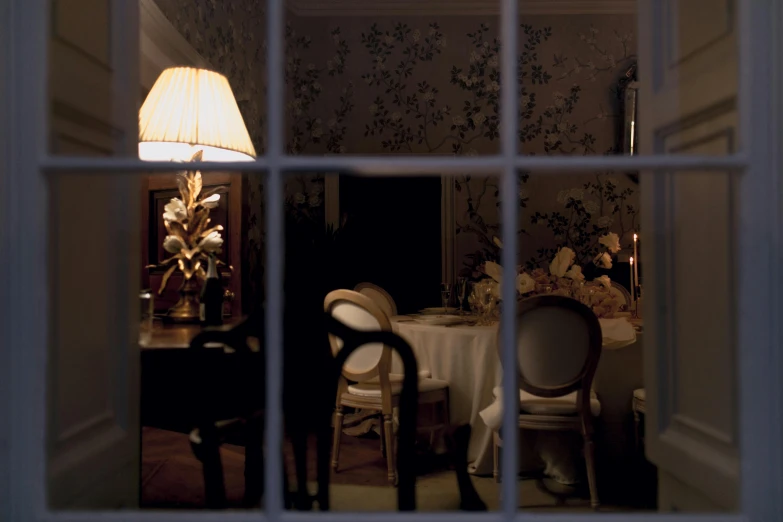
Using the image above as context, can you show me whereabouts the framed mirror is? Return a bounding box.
[620,63,639,183]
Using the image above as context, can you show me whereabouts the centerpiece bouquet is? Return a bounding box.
[478,233,625,318]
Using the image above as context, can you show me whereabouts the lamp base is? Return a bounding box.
[167,278,201,324]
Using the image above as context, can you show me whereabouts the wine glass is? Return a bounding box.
[456,277,468,314]
[478,282,495,325]
[440,283,452,313]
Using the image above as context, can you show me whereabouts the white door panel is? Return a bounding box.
[47,0,140,509]
[639,0,739,511]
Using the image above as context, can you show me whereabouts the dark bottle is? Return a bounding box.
[200,254,223,326]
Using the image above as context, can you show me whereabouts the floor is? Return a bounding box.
[141,427,652,512]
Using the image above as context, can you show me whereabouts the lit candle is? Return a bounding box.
[633,233,639,287]
[630,256,636,306]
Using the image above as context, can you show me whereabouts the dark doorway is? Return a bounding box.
[339,175,442,314]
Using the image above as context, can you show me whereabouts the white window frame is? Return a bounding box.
[2,0,782,521]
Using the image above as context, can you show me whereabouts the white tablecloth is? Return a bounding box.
[390,316,636,477]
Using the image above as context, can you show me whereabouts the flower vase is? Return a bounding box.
[167,277,201,323]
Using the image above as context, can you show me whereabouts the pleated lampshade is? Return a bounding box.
[139,66,256,162]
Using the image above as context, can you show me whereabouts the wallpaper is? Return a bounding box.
[154,1,639,304]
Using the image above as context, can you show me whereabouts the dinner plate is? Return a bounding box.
[410,314,464,326]
[419,307,458,315]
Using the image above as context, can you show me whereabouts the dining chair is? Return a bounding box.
[492,295,603,509]
[354,282,398,318]
[325,289,450,485]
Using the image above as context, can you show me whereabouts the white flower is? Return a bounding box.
[596,215,613,228]
[163,235,186,254]
[369,103,379,114]
[471,111,486,125]
[564,265,585,282]
[309,194,322,207]
[484,261,503,284]
[422,91,434,101]
[199,231,224,253]
[311,127,323,138]
[391,112,402,121]
[594,252,613,269]
[470,50,481,63]
[327,118,337,128]
[493,236,503,249]
[489,81,500,92]
[294,192,306,204]
[437,38,447,48]
[549,247,576,278]
[595,275,611,289]
[518,188,529,200]
[312,82,322,92]
[163,198,188,222]
[457,73,467,82]
[584,200,600,215]
[452,115,465,126]
[557,190,568,204]
[201,193,221,209]
[488,56,499,68]
[411,29,421,42]
[516,272,536,294]
[599,232,621,254]
[568,188,585,201]
[384,35,394,44]
[489,281,501,300]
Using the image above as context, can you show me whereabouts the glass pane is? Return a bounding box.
[284,1,501,157]
[508,169,738,513]
[281,171,507,511]
[47,169,266,510]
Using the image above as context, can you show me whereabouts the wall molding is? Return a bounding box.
[288,0,636,16]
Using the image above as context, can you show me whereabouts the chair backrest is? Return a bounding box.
[502,295,602,399]
[609,281,632,309]
[354,282,398,317]
[324,289,393,382]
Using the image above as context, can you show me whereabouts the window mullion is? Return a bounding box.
[499,0,519,515]
[264,0,286,517]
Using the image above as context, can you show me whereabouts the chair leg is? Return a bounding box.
[583,434,600,510]
[493,436,500,484]
[331,405,344,472]
[383,413,396,486]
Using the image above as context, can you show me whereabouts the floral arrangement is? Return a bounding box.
[146,150,229,295]
[480,234,624,318]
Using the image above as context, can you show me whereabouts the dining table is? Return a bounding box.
[388,311,638,481]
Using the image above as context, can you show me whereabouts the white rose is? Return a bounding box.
[568,188,584,201]
[516,272,536,294]
[483,261,503,284]
[294,192,306,204]
[163,198,188,223]
[556,190,568,204]
[599,232,621,254]
[471,112,486,125]
[584,200,599,215]
[549,247,576,278]
[564,265,585,282]
[391,112,402,121]
[593,252,613,269]
[411,29,421,42]
[163,235,186,254]
[595,275,611,289]
[489,281,501,300]
[452,115,465,126]
[423,91,434,101]
[311,127,323,138]
[198,231,223,253]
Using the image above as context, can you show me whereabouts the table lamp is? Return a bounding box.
[139,66,255,322]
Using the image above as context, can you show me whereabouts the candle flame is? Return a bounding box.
[630,256,634,265]
[633,233,638,241]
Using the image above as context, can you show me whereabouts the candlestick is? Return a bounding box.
[630,256,636,307]
[633,233,639,287]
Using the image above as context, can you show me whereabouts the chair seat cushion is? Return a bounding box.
[365,370,431,384]
[492,387,601,416]
[347,377,448,397]
[633,388,646,402]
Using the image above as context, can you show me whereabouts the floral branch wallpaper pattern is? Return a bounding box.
[154,1,639,304]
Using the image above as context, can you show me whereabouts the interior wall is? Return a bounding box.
[154,1,639,302]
